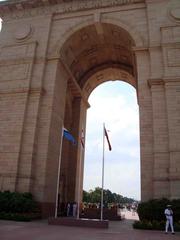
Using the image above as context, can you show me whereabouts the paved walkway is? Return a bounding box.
[0,211,179,240]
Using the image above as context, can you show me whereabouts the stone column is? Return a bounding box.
[75,99,88,204]
[135,48,154,201]
[0,41,38,192]
[0,10,56,213]
[149,79,170,198]
[15,88,44,193]
[59,91,73,204]
[165,79,180,199]
[66,97,88,203]
[31,59,68,216]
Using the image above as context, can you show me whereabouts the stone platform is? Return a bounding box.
[80,208,122,221]
[48,217,109,228]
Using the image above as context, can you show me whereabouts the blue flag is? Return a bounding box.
[63,128,76,144]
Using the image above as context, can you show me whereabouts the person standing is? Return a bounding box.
[73,202,77,217]
[66,202,70,217]
[164,205,175,234]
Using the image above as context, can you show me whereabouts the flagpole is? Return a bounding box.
[77,142,83,219]
[55,126,64,218]
[100,123,105,221]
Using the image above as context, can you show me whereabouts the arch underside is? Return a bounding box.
[60,23,137,96]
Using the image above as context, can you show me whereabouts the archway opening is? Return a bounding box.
[83,81,140,216]
[58,22,139,215]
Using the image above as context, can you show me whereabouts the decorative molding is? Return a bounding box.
[169,176,180,181]
[82,67,136,100]
[0,87,45,95]
[168,0,180,24]
[132,46,148,52]
[160,42,180,79]
[153,177,169,182]
[0,0,145,20]
[166,47,180,67]
[170,8,180,21]
[0,63,30,81]
[0,42,38,61]
[29,87,46,95]
[148,78,164,87]
[0,42,37,84]
[148,77,180,88]
[14,24,33,41]
[163,77,180,85]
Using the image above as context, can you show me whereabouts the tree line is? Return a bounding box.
[83,187,135,204]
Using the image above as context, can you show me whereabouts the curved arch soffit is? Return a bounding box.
[56,16,144,57]
[82,68,136,100]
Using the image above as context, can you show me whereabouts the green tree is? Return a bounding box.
[83,187,135,204]
[83,190,89,202]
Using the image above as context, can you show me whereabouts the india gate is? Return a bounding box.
[0,0,180,216]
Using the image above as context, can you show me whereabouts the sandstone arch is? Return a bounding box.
[82,68,136,99]
[55,15,144,58]
[0,0,180,217]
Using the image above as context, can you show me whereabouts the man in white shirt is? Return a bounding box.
[164,205,175,234]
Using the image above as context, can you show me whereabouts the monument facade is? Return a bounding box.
[0,0,180,216]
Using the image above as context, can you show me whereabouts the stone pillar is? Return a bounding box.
[43,61,68,215]
[0,41,38,192]
[135,48,154,201]
[59,90,73,204]
[15,88,44,193]
[165,79,180,199]
[75,99,88,204]
[66,97,88,203]
[31,59,68,216]
[149,79,170,198]
[0,90,29,192]
[0,10,58,216]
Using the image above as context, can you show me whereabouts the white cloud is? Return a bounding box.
[83,81,141,200]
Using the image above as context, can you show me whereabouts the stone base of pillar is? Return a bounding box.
[39,202,56,218]
[48,217,109,228]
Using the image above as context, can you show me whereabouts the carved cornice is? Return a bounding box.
[153,177,169,182]
[132,46,148,52]
[153,176,180,182]
[0,0,145,19]
[0,87,45,95]
[148,77,180,88]
[163,77,180,85]
[148,78,164,87]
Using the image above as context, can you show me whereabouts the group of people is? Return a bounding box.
[66,202,77,217]
[60,202,176,234]
[58,202,77,217]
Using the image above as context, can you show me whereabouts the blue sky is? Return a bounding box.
[83,81,140,200]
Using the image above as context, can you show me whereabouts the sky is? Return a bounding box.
[83,81,140,200]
